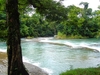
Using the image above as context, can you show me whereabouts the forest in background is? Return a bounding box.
[0,1,100,39]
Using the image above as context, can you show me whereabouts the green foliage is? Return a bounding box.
[32,0,68,22]
[20,13,54,37]
[0,11,7,38]
[96,32,100,38]
[56,3,100,39]
[60,67,100,75]
[0,0,100,39]
[0,0,6,10]
[56,32,67,39]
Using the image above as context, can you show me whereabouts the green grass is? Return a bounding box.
[60,67,100,75]
[56,32,87,39]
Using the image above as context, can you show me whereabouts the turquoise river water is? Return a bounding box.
[0,37,100,75]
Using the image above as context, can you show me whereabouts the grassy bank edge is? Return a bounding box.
[60,67,100,75]
[56,32,87,39]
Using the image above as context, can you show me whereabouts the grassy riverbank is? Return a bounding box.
[56,32,87,39]
[60,67,100,75]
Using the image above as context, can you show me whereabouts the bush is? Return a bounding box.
[56,32,67,39]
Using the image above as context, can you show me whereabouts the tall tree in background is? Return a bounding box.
[6,0,29,75]
[79,2,93,37]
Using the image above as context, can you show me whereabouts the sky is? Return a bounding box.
[61,0,100,11]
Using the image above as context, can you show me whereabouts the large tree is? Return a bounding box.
[6,0,29,75]
[6,0,66,75]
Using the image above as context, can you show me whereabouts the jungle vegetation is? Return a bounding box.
[0,1,100,39]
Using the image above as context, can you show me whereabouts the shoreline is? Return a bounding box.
[0,52,7,65]
[0,52,7,75]
[0,52,48,75]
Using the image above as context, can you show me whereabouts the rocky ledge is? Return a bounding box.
[0,52,48,75]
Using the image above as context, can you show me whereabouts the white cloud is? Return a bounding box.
[62,0,100,10]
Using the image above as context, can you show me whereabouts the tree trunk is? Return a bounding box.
[6,0,29,75]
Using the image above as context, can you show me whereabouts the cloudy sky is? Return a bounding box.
[61,0,100,10]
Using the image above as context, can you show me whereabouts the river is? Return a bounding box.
[0,37,100,75]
